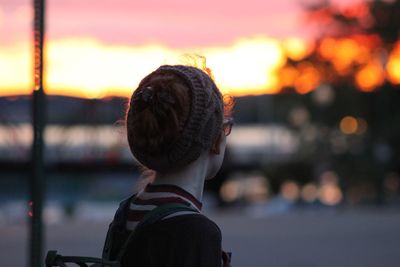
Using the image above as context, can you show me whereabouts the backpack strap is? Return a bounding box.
[102,194,136,260]
[115,202,199,261]
[45,250,121,267]
[138,202,198,226]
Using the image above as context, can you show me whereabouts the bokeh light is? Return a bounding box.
[280,180,300,201]
[219,175,269,203]
[319,171,342,206]
[340,116,358,135]
[220,180,241,203]
[319,184,343,205]
[355,60,385,92]
[301,183,319,203]
[293,62,321,94]
[282,38,313,61]
[386,41,400,85]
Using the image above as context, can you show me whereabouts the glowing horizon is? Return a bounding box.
[1,35,399,99]
[0,36,302,99]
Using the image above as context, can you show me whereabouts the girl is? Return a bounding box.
[106,64,233,267]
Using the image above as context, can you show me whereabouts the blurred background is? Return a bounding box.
[1,0,400,266]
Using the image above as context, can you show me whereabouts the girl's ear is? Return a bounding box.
[211,132,222,155]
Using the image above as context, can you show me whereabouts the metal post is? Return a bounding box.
[30,0,46,266]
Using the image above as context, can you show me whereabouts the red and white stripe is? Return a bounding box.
[126,183,202,231]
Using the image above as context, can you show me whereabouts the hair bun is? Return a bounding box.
[133,86,176,117]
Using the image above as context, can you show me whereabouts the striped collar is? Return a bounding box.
[143,183,203,210]
[126,183,202,230]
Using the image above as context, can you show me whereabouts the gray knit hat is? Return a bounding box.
[127,65,224,172]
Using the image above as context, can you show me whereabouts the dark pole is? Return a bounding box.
[30,0,46,266]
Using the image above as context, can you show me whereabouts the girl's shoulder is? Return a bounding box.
[147,213,222,239]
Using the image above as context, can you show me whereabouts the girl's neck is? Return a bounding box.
[152,153,209,201]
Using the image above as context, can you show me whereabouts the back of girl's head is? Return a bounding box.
[126,65,231,173]
[127,71,191,155]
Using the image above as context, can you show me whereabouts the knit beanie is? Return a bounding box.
[127,65,224,173]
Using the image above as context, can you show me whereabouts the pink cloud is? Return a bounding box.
[3,0,315,47]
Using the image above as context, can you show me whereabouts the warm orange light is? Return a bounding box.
[294,62,321,94]
[2,34,395,99]
[340,116,358,135]
[351,34,381,50]
[333,38,362,74]
[318,37,336,60]
[387,57,400,85]
[279,66,299,88]
[386,42,400,85]
[336,39,360,61]
[316,34,389,91]
[355,61,385,92]
[45,38,175,99]
[319,37,372,75]
[283,38,313,61]
[206,36,285,96]
[0,36,287,98]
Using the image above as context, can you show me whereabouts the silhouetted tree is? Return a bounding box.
[279,0,400,204]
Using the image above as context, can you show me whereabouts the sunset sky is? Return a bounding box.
[0,0,368,98]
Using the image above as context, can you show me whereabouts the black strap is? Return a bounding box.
[45,250,121,267]
[102,194,136,260]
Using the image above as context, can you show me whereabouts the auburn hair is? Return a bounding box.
[126,69,234,157]
[126,72,191,155]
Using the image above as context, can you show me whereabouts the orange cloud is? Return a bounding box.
[0,36,288,98]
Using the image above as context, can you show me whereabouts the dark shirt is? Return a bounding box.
[105,184,231,266]
[121,213,223,267]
